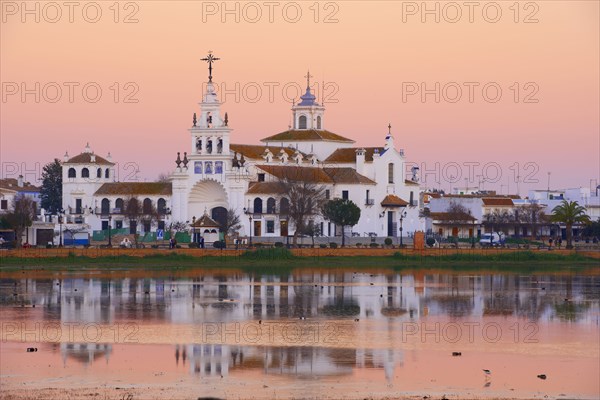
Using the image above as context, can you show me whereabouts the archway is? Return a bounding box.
[211,207,227,231]
[188,179,228,222]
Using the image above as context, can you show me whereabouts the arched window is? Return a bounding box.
[298,115,307,129]
[81,168,89,178]
[157,198,166,214]
[101,198,110,214]
[254,198,263,214]
[316,116,322,129]
[388,163,394,184]
[143,198,152,214]
[280,198,290,215]
[105,168,110,179]
[115,198,124,212]
[267,197,276,214]
[68,168,76,178]
[97,168,102,178]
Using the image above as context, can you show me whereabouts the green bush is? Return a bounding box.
[274,242,284,248]
[319,243,327,248]
[384,238,393,246]
[369,243,379,248]
[329,242,338,249]
[241,248,295,260]
[188,242,199,249]
[213,240,226,249]
[426,237,436,247]
[355,243,362,247]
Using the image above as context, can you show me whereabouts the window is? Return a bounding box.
[366,190,370,200]
[143,221,151,233]
[158,221,165,231]
[68,168,76,178]
[143,198,152,214]
[0,200,7,209]
[325,189,330,199]
[254,198,263,213]
[215,161,223,174]
[82,168,89,178]
[280,198,290,214]
[97,168,102,178]
[342,190,349,200]
[101,221,109,230]
[205,161,213,174]
[409,191,414,206]
[258,173,265,182]
[194,161,202,174]
[101,198,110,214]
[316,116,321,129]
[388,163,394,183]
[266,220,275,233]
[115,220,123,229]
[298,115,307,129]
[115,198,124,212]
[105,168,110,179]
[157,198,167,214]
[267,197,276,213]
[75,199,82,214]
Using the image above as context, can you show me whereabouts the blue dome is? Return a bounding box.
[298,86,318,106]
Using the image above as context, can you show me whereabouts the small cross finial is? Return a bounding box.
[388,123,392,134]
[201,51,220,83]
[304,70,313,88]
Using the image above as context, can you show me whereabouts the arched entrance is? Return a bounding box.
[188,179,228,222]
[211,207,227,231]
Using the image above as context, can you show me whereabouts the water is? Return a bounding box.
[1,267,599,399]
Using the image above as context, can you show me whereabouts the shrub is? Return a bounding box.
[188,242,199,249]
[384,238,393,246]
[426,237,436,247]
[151,244,159,249]
[241,247,295,260]
[369,243,379,248]
[274,242,284,248]
[175,245,181,249]
[319,243,327,248]
[213,240,226,249]
[329,242,338,249]
[355,243,362,248]
[254,243,263,248]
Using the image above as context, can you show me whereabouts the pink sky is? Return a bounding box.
[1,1,598,195]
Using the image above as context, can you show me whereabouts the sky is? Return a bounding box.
[1,0,599,196]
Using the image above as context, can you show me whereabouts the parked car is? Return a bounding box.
[479,232,505,247]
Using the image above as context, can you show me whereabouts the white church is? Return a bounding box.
[61,54,422,244]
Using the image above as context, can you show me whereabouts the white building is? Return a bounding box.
[61,57,424,243]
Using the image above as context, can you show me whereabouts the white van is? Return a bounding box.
[479,232,505,247]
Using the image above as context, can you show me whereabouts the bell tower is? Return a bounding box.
[292,70,325,130]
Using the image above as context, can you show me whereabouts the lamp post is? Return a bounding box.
[471,215,476,248]
[192,216,196,245]
[244,207,253,247]
[58,211,64,247]
[491,216,496,247]
[108,214,112,247]
[399,210,407,247]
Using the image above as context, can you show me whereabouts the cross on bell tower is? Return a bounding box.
[201,51,220,83]
[304,70,313,89]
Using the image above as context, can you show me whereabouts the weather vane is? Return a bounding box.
[201,51,220,83]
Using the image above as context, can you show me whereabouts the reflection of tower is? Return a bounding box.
[61,343,112,367]
[187,344,230,377]
[279,275,289,318]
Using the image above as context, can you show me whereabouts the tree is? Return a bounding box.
[277,174,326,244]
[518,203,546,238]
[1,195,36,247]
[157,172,171,183]
[221,208,242,236]
[40,159,62,214]
[550,200,590,249]
[322,199,361,247]
[302,220,322,247]
[123,197,159,247]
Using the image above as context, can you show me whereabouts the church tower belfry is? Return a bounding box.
[291,70,325,131]
[189,52,231,158]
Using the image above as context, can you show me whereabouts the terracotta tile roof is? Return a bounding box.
[444,194,520,199]
[230,144,302,160]
[428,212,477,222]
[64,153,113,165]
[324,147,385,163]
[191,213,220,228]
[261,129,355,143]
[94,182,172,196]
[255,165,376,185]
[0,179,40,192]
[423,192,442,199]
[381,194,409,207]
[247,182,286,195]
[482,198,514,206]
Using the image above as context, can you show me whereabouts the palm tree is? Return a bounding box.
[550,200,590,249]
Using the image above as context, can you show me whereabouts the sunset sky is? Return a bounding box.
[1,0,598,195]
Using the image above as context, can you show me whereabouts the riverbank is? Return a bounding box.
[0,247,598,273]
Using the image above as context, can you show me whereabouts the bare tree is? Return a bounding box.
[157,172,171,183]
[221,208,242,237]
[123,197,159,247]
[1,195,36,247]
[517,203,546,238]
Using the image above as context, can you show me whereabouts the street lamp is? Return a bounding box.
[491,216,496,247]
[192,216,196,245]
[399,210,407,247]
[244,207,253,247]
[58,210,64,247]
[108,214,112,247]
[471,214,476,248]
